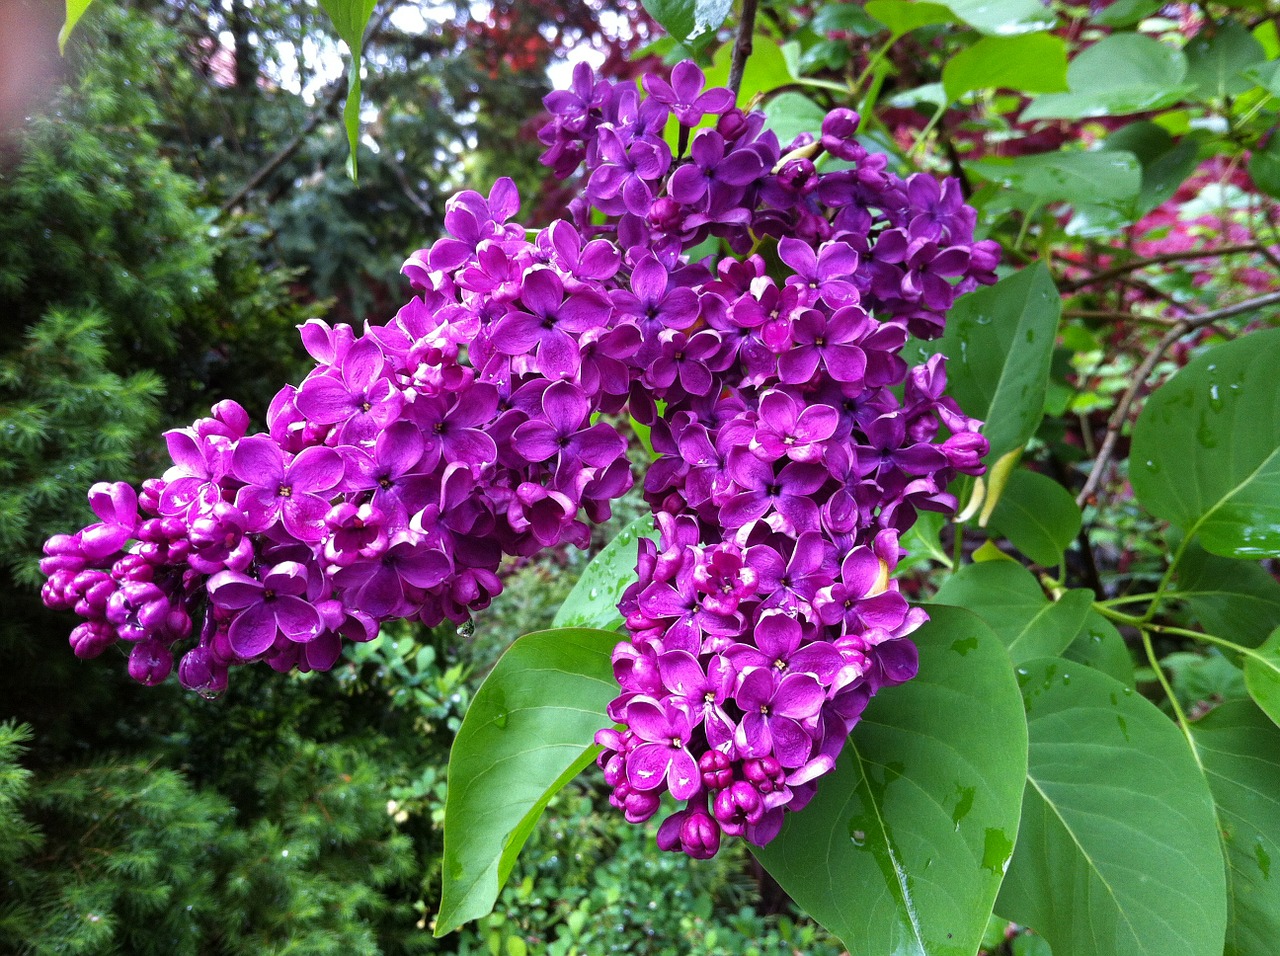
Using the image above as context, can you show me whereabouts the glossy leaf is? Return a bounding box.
[317,0,378,175]
[912,264,1060,462]
[437,628,620,935]
[864,0,957,36]
[942,33,1068,102]
[933,561,1093,663]
[553,515,659,632]
[1189,700,1280,956]
[762,92,829,147]
[986,469,1082,567]
[1092,0,1162,26]
[1176,540,1280,647]
[1022,33,1192,120]
[641,0,732,43]
[1185,21,1268,99]
[1063,611,1135,685]
[942,0,1056,34]
[704,36,791,102]
[1102,121,1200,216]
[997,660,1228,956]
[967,151,1143,207]
[1131,327,1280,559]
[901,510,952,570]
[59,0,96,52]
[1243,627,1280,728]
[1250,132,1280,200]
[753,607,1027,956]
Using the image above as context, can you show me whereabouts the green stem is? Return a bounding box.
[1146,623,1257,660]
[1092,603,1146,627]
[1140,628,1200,761]
[909,104,946,158]
[1141,534,1193,623]
[1096,591,1166,607]
[950,521,965,576]
[853,36,897,101]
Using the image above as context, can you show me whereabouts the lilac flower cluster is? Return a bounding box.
[42,60,993,853]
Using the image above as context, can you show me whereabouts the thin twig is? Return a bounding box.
[384,151,436,222]
[1057,242,1272,292]
[1063,309,1179,326]
[1075,289,1280,507]
[727,0,759,98]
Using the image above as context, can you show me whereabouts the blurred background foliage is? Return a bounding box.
[3,0,1280,952]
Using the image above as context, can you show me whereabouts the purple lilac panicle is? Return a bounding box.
[43,60,993,855]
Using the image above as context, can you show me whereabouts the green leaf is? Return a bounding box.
[641,0,732,43]
[437,628,620,935]
[317,0,378,176]
[1189,700,1280,955]
[753,607,1027,956]
[1131,328,1280,559]
[997,660,1228,956]
[1092,0,1162,27]
[1102,122,1199,216]
[1185,21,1268,100]
[901,510,952,570]
[864,0,957,37]
[942,0,1056,34]
[1244,60,1280,98]
[762,92,830,147]
[1243,628,1280,728]
[986,469,1082,567]
[704,36,792,102]
[1249,132,1280,200]
[933,561,1093,663]
[943,33,1069,102]
[59,0,97,53]
[1176,540,1280,647]
[552,515,658,632]
[812,4,884,37]
[911,264,1061,462]
[1063,612,1135,685]
[967,151,1143,207]
[1022,33,1193,121]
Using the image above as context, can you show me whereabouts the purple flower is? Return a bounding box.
[642,62,735,127]
[295,337,403,443]
[733,668,824,768]
[719,453,827,533]
[231,437,344,541]
[492,269,611,377]
[625,698,702,800]
[208,562,324,658]
[750,390,838,463]
[777,308,868,386]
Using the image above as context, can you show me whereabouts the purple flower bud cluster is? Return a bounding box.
[42,61,993,852]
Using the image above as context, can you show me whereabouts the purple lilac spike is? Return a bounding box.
[41,61,994,854]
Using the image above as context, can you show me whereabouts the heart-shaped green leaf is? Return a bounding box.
[933,561,1094,663]
[1131,327,1280,559]
[1189,700,1280,955]
[1022,33,1192,120]
[1176,540,1280,647]
[752,607,1028,955]
[864,0,957,37]
[437,627,620,936]
[942,0,1056,34]
[553,515,659,632]
[942,33,1069,102]
[986,469,1082,567]
[1243,627,1280,728]
[997,659,1228,956]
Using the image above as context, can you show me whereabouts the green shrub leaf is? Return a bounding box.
[317,0,378,176]
[753,607,1027,955]
[1189,700,1280,954]
[1131,328,1280,559]
[933,561,1093,663]
[553,515,659,632]
[997,660,1228,956]
[1243,628,1280,728]
[864,0,957,37]
[1022,33,1192,120]
[942,33,1068,102]
[1176,540,1280,647]
[437,628,620,935]
[986,469,1082,567]
[641,0,732,43]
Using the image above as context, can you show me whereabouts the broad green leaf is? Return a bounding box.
[1176,540,1280,647]
[317,0,378,176]
[762,92,829,147]
[437,628,620,935]
[997,660,1228,956]
[705,36,791,102]
[553,515,659,632]
[1185,21,1268,100]
[901,510,952,570]
[753,607,1027,956]
[59,0,96,52]
[942,0,1056,34]
[933,561,1093,663]
[864,0,957,37]
[1063,611,1135,685]
[986,469,1082,567]
[1243,628,1280,728]
[812,3,883,37]
[1092,0,1162,27]
[1131,328,1280,559]
[1022,33,1192,120]
[1189,700,1280,956]
[966,151,1143,207]
[1102,121,1200,216]
[641,0,732,43]
[911,264,1060,462]
[942,33,1069,102]
[1244,60,1280,98]
[1249,132,1280,199]
[1164,651,1247,711]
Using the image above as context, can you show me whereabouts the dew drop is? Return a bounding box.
[589,588,600,600]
